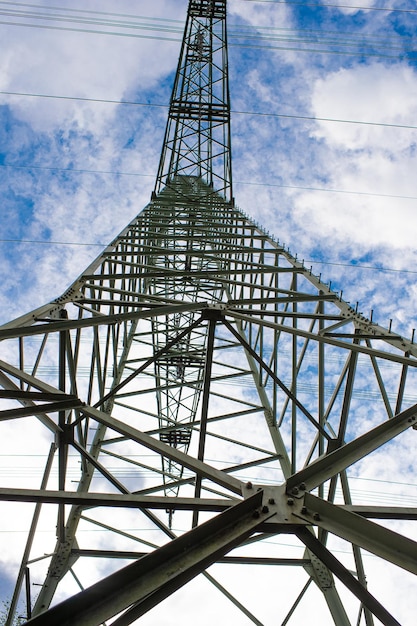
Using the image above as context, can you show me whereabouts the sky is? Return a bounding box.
[1,0,417,624]
[0,0,417,338]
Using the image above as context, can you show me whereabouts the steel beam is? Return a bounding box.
[0,487,236,511]
[0,302,206,340]
[287,403,417,493]
[297,527,401,626]
[82,405,244,495]
[25,491,269,626]
[298,493,417,575]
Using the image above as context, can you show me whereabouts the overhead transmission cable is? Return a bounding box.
[0,1,414,50]
[2,0,417,17]
[1,237,416,278]
[242,0,417,15]
[1,163,417,202]
[1,90,417,131]
[0,4,415,60]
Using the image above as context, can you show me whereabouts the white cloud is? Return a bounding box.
[0,0,184,132]
[311,64,417,149]
[287,63,417,256]
[335,0,378,15]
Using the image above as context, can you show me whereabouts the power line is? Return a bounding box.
[0,2,413,54]
[2,90,417,131]
[242,0,417,15]
[0,0,184,23]
[0,20,411,60]
[236,180,417,201]
[2,163,417,202]
[0,162,155,178]
[2,0,417,18]
[0,6,414,60]
[1,237,415,276]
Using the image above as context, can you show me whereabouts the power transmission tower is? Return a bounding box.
[1,1,417,624]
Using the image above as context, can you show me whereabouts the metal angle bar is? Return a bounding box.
[287,402,417,492]
[25,491,268,626]
[201,572,265,626]
[296,528,401,626]
[135,454,279,498]
[0,390,79,401]
[0,488,236,511]
[228,309,344,321]
[193,316,216,526]
[226,312,417,367]
[0,302,206,340]
[339,472,375,626]
[92,315,205,411]
[83,266,306,280]
[71,440,130,495]
[77,552,266,626]
[70,549,310,567]
[222,318,331,441]
[5,443,56,626]
[365,339,393,419]
[281,579,312,626]
[81,405,243,495]
[58,321,68,543]
[0,398,84,421]
[300,493,417,575]
[80,506,268,626]
[337,344,359,444]
[80,514,158,551]
[0,361,66,396]
[227,294,338,306]
[97,526,270,626]
[343,505,417,520]
[0,379,59,435]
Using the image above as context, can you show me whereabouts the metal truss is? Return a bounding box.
[1,1,417,625]
[154,0,232,203]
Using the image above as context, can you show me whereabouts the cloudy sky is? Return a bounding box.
[1,0,417,338]
[1,0,417,623]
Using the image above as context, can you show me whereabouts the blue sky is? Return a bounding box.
[0,0,416,342]
[0,0,417,337]
[1,0,417,622]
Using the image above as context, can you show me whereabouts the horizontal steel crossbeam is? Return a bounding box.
[0,488,237,512]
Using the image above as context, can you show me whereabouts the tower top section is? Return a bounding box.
[154,0,233,204]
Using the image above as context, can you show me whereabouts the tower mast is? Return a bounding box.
[154,0,233,203]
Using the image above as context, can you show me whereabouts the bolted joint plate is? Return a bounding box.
[201,304,227,321]
[242,483,310,527]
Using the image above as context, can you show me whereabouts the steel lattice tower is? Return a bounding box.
[1,1,417,625]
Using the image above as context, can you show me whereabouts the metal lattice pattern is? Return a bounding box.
[155,0,232,202]
[1,1,417,625]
